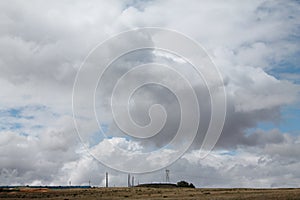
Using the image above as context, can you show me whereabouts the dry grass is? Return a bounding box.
[1,187,300,199]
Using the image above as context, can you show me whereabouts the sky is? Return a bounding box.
[0,0,300,187]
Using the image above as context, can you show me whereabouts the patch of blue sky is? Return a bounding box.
[267,50,300,84]
[0,106,41,120]
[252,105,300,136]
[123,0,151,11]
[255,121,277,131]
[1,104,50,119]
[219,150,237,156]
[100,124,109,133]
[19,132,29,137]
[88,124,108,147]
[0,122,23,130]
[89,131,105,147]
[279,105,300,135]
[0,108,21,118]
[7,108,22,118]
[262,34,300,134]
[0,105,49,132]
[12,123,23,129]
[88,128,141,151]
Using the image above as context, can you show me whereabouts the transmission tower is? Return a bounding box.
[166,169,170,183]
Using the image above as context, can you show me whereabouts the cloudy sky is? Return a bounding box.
[0,0,300,187]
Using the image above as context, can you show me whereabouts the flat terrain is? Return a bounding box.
[1,187,300,200]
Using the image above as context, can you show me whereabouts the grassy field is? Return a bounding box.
[1,187,300,199]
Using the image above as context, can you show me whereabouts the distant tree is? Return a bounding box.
[177,181,195,188]
[177,181,189,187]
